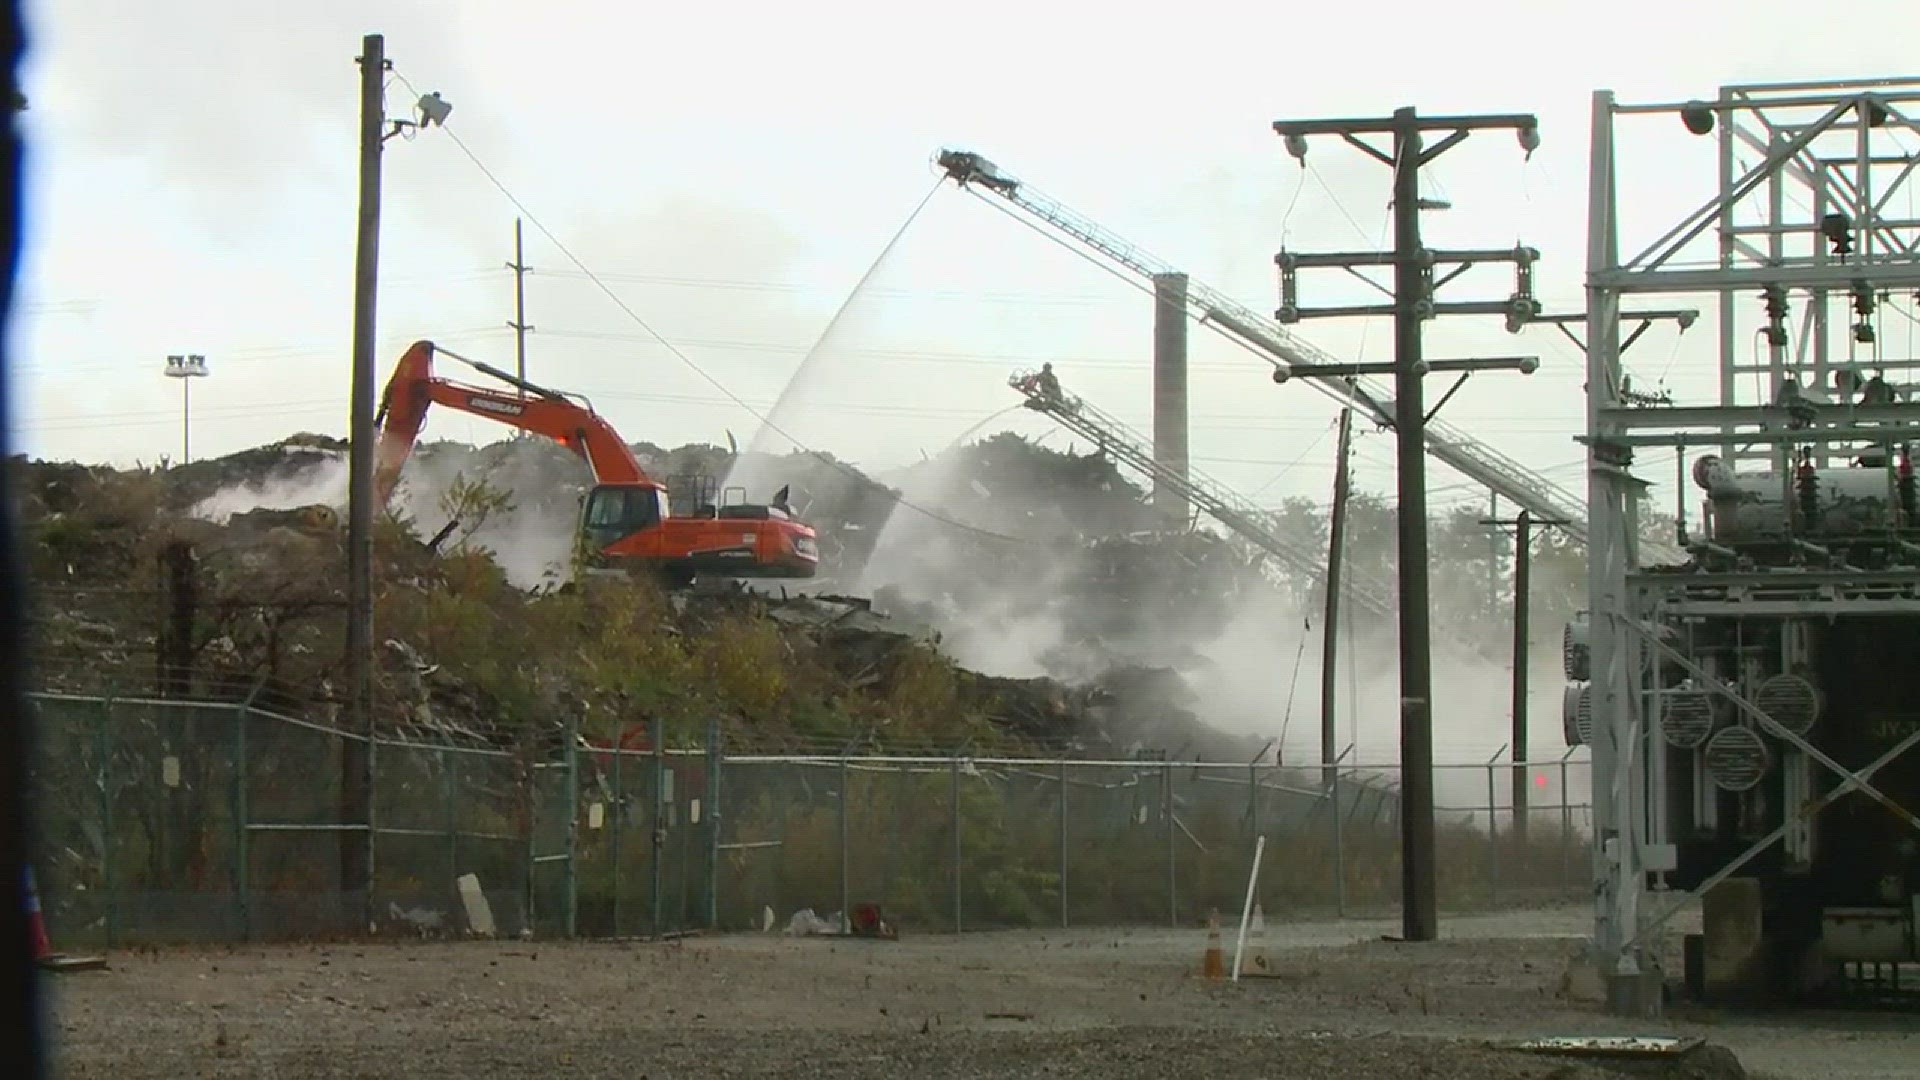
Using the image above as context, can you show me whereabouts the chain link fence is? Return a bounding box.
[28,691,1593,947]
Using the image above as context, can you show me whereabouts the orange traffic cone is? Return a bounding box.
[25,867,107,973]
[1201,909,1226,980]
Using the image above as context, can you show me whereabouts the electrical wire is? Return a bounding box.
[1276,614,1312,749]
[1307,163,1376,244]
[533,268,1129,308]
[392,71,1030,546]
[1247,414,1339,500]
[1279,166,1307,245]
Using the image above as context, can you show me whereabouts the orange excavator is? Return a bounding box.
[373,340,818,584]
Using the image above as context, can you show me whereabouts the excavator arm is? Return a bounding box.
[374,340,652,504]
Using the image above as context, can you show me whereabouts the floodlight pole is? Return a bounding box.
[344,31,386,930]
[1272,105,1542,944]
[163,354,208,465]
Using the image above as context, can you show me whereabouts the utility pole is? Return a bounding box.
[344,31,387,928]
[1272,105,1543,943]
[1319,402,1353,790]
[507,218,533,398]
[1479,508,1568,844]
[343,37,449,929]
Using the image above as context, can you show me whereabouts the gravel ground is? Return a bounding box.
[41,904,1920,1078]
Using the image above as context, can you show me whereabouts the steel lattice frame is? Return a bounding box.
[1585,77,1920,1015]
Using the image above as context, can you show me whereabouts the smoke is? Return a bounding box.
[179,425,1591,805]
[841,431,1583,795]
[188,456,349,523]
[186,438,587,590]
[385,440,590,590]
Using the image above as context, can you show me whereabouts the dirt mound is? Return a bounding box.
[15,440,1230,756]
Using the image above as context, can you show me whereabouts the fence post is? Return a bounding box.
[565,711,580,939]
[366,728,378,932]
[949,756,962,934]
[1486,760,1500,905]
[1331,760,1345,917]
[1486,746,1506,906]
[838,754,850,933]
[1163,762,1176,928]
[522,741,537,937]
[1560,747,1574,889]
[650,716,664,938]
[233,693,252,941]
[1057,758,1068,930]
[610,737,623,936]
[99,694,117,950]
[704,718,721,931]
[1247,763,1259,840]
[443,747,457,913]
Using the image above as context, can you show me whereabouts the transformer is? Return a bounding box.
[1577,78,1920,1015]
[1693,452,1919,552]
[1565,449,1920,1007]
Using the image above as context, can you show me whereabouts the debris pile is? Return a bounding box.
[13,434,1265,757]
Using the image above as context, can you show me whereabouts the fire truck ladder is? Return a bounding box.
[1010,371,1397,618]
[937,149,1679,564]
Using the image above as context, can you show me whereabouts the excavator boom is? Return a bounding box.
[374,340,649,503]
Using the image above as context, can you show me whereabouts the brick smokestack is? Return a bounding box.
[1152,272,1191,523]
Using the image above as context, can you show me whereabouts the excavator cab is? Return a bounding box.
[581,484,667,552]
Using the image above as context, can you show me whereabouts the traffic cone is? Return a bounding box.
[23,867,49,962]
[24,867,107,972]
[1238,903,1272,978]
[1201,909,1226,980]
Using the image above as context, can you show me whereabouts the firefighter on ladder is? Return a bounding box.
[1036,362,1061,402]
[1015,363,1071,414]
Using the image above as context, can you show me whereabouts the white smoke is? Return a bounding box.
[384,441,587,591]
[840,433,1586,800]
[186,440,585,591]
[188,455,349,523]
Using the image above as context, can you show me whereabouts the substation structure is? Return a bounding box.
[1576,77,1920,1014]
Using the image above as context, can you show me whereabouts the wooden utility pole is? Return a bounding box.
[1271,104,1543,944]
[1479,509,1568,843]
[1319,403,1354,790]
[344,31,386,928]
[506,218,533,397]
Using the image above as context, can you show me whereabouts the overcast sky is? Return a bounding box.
[11,0,1917,518]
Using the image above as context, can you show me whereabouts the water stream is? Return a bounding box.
[718,179,945,503]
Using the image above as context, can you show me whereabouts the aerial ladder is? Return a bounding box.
[1009,368,1397,619]
[936,150,1681,564]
